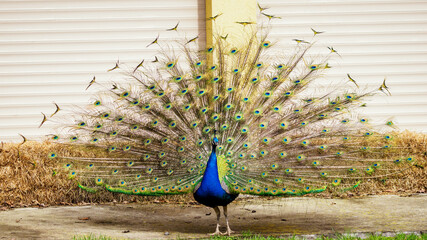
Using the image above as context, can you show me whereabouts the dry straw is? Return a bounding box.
[1,130,425,208]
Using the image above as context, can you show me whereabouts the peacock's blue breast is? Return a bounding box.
[193,175,238,208]
[193,148,238,208]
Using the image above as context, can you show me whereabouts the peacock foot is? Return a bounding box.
[209,230,223,236]
[221,228,235,236]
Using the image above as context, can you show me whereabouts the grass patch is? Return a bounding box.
[72,234,121,240]
[1,131,426,208]
[72,232,426,240]
[207,232,427,240]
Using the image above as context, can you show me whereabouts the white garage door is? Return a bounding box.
[1,0,426,142]
[0,0,205,141]
[258,0,427,132]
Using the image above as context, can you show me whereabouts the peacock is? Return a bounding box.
[44,16,414,236]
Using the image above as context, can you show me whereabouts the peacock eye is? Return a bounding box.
[262,41,270,47]
[166,62,175,68]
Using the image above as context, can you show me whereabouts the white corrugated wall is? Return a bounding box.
[1,0,427,141]
[0,0,205,141]
[258,0,427,132]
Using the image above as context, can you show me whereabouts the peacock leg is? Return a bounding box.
[209,206,222,235]
[222,205,235,236]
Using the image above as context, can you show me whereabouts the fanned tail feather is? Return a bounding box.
[47,28,414,197]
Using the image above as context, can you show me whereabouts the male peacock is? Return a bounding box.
[45,19,413,236]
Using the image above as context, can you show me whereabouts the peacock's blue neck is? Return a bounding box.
[205,144,218,176]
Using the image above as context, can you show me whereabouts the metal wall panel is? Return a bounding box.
[1,0,426,142]
[258,0,427,132]
[0,0,205,141]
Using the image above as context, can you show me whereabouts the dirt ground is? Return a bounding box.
[0,194,426,240]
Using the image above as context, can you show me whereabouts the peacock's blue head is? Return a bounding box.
[212,130,219,146]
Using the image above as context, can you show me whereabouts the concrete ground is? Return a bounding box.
[0,194,426,239]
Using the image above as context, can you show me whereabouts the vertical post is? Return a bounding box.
[205,0,214,51]
[205,0,257,54]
